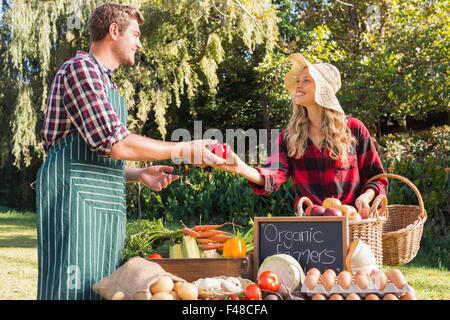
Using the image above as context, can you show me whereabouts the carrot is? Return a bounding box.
[200,243,224,250]
[195,230,232,238]
[182,227,201,237]
[207,234,233,243]
[196,238,214,244]
[192,223,230,232]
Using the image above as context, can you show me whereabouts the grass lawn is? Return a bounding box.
[0,206,448,300]
[0,207,38,300]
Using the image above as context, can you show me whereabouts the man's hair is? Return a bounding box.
[88,2,144,42]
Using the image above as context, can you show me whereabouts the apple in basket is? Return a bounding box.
[359,208,371,219]
[347,210,362,221]
[324,207,343,217]
[339,204,358,216]
[322,197,342,209]
[308,205,326,216]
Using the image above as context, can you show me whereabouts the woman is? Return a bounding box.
[214,53,388,212]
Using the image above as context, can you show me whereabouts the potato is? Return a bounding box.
[151,292,174,300]
[111,291,126,300]
[150,275,174,294]
[177,283,199,300]
[134,291,152,300]
[173,281,184,294]
[170,290,180,300]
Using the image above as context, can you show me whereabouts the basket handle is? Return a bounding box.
[366,173,426,218]
[367,194,389,220]
[295,197,313,216]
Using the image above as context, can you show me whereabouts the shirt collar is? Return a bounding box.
[76,50,113,77]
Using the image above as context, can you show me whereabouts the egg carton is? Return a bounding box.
[301,279,412,298]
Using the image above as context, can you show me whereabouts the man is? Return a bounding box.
[36,3,224,300]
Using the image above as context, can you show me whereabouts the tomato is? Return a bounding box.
[209,143,231,159]
[148,253,163,259]
[244,284,262,300]
[258,270,280,291]
[223,238,246,258]
[226,294,238,300]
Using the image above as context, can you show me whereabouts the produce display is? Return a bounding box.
[117,217,418,301]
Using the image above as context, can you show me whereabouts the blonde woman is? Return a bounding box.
[214,53,388,212]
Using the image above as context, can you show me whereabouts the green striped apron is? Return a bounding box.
[36,69,128,300]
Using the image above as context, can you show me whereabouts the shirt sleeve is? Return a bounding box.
[356,122,389,196]
[248,131,290,195]
[62,59,130,157]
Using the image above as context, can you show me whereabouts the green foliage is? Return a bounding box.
[383,157,449,225]
[379,125,450,167]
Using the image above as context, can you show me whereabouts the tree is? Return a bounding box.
[0,0,280,171]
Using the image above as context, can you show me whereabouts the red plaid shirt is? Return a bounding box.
[248,116,388,210]
[41,51,130,156]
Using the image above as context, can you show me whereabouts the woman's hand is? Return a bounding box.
[177,139,226,167]
[138,165,180,191]
[354,188,376,211]
[210,151,243,174]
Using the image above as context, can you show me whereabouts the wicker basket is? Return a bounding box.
[296,195,388,268]
[367,173,427,266]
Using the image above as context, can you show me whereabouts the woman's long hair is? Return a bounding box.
[285,101,356,164]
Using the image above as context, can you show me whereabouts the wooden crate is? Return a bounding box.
[147,254,254,282]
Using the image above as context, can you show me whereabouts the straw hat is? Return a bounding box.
[284,53,345,114]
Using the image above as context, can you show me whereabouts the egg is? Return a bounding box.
[337,271,352,289]
[304,273,320,290]
[311,293,326,300]
[320,271,336,291]
[355,270,369,289]
[383,293,398,300]
[307,268,321,277]
[345,293,361,300]
[365,293,380,300]
[372,270,388,290]
[329,294,344,300]
[387,268,407,289]
[323,269,336,278]
[400,290,416,300]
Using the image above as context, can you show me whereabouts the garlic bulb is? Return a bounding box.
[346,239,378,275]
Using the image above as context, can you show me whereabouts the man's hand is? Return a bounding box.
[137,165,180,191]
[176,139,227,167]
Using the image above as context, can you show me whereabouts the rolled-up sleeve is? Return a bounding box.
[62,59,130,157]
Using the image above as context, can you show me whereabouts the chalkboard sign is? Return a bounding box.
[253,217,349,275]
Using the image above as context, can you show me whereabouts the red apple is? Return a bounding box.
[309,205,326,216]
[324,207,343,217]
[359,208,371,219]
[305,205,319,216]
[208,143,231,159]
